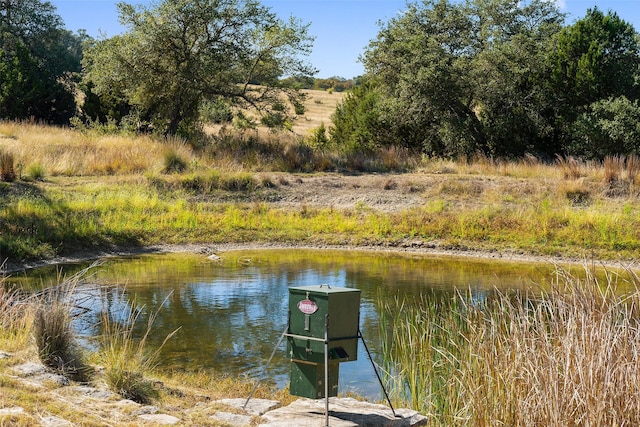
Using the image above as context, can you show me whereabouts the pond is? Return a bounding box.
[8,249,565,400]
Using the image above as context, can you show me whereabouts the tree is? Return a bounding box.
[330,79,386,154]
[83,0,316,137]
[359,0,565,158]
[549,8,640,153]
[0,44,75,122]
[569,96,640,159]
[0,0,82,123]
[471,0,565,157]
[362,0,484,157]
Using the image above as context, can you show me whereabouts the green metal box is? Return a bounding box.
[287,285,360,364]
[290,360,340,399]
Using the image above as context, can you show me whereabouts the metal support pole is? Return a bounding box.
[358,328,397,418]
[324,313,330,427]
[243,315,290,410]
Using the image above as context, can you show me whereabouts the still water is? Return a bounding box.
[10,249,562,399]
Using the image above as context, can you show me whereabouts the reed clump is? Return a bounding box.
[379,265,640,426]
[97,288,179,404]
[32,268,96,382]
[0,148,16,182]
[0,277,32,351]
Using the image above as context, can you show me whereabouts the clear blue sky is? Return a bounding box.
[51,0,640,79]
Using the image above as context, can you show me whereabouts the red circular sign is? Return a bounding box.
[297,299,318,315]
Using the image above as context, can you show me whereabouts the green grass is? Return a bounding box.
[1,173,640,264]
[1,122,640,264]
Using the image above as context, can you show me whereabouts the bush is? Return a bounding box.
[305,122,329,149]
[200,98,233,124]
[98,288,178,404]
[569,96,640,160]
[33,299,90,382]
[0,149,16,182]
[161,147,188,174]
[24,163,45,181]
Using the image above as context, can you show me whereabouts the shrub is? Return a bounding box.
[0,149,16,182]
[200,98,233,124]
[33,298,90,382]
[282,144,314,172]
[569,96,640,160]
[161,147,188,174]
[24,163,45,181]
[98,288,178,404]
[306,122,329,149]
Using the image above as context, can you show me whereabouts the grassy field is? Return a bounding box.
[1,114,640,265]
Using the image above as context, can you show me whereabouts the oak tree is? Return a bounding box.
[83,0,316,137]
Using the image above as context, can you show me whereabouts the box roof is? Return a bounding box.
[289,285,360,294]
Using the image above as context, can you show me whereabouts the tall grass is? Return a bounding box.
[32,267,97,382]
[379,266,640,426]
[0,149,16,182]
[97,288,179,403]
[0,275,32,351]
[0,122,194,176]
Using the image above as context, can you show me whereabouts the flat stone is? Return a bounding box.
[211,411,253,426]
[0,407,25,416]
[259,397,427,427]
[12,362,47,376]
[137,414,180,425]
[133,405,159,416]
[35,373,70,387]
[0,351,13,359]
[40,415,73,426]
[214,398,280,416]
[66,385,118,400]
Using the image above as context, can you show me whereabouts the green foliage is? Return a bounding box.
[330,81,384,154]
[200,98,233,124]
[0,45,76,124]
[83,0,316,137]
[0,0,83,124]
[361,0,490,156]
[549,8,640,153]
[76,81,133,129]
[569,96,640,159]
[354,0,640,160]
[306,122,329,148]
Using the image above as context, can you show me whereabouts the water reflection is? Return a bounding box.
[10,249,560,399]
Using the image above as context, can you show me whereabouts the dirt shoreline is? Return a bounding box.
[3,172,639,275]
[4,241,637,275]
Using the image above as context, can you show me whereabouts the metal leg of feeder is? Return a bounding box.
[358,328,397,418]
[243,323,289,410]
[324,313,330,427]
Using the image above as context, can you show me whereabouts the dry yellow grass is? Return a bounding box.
[204,88,343,139]
[292,89,344,135]
[0,122,195,177]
